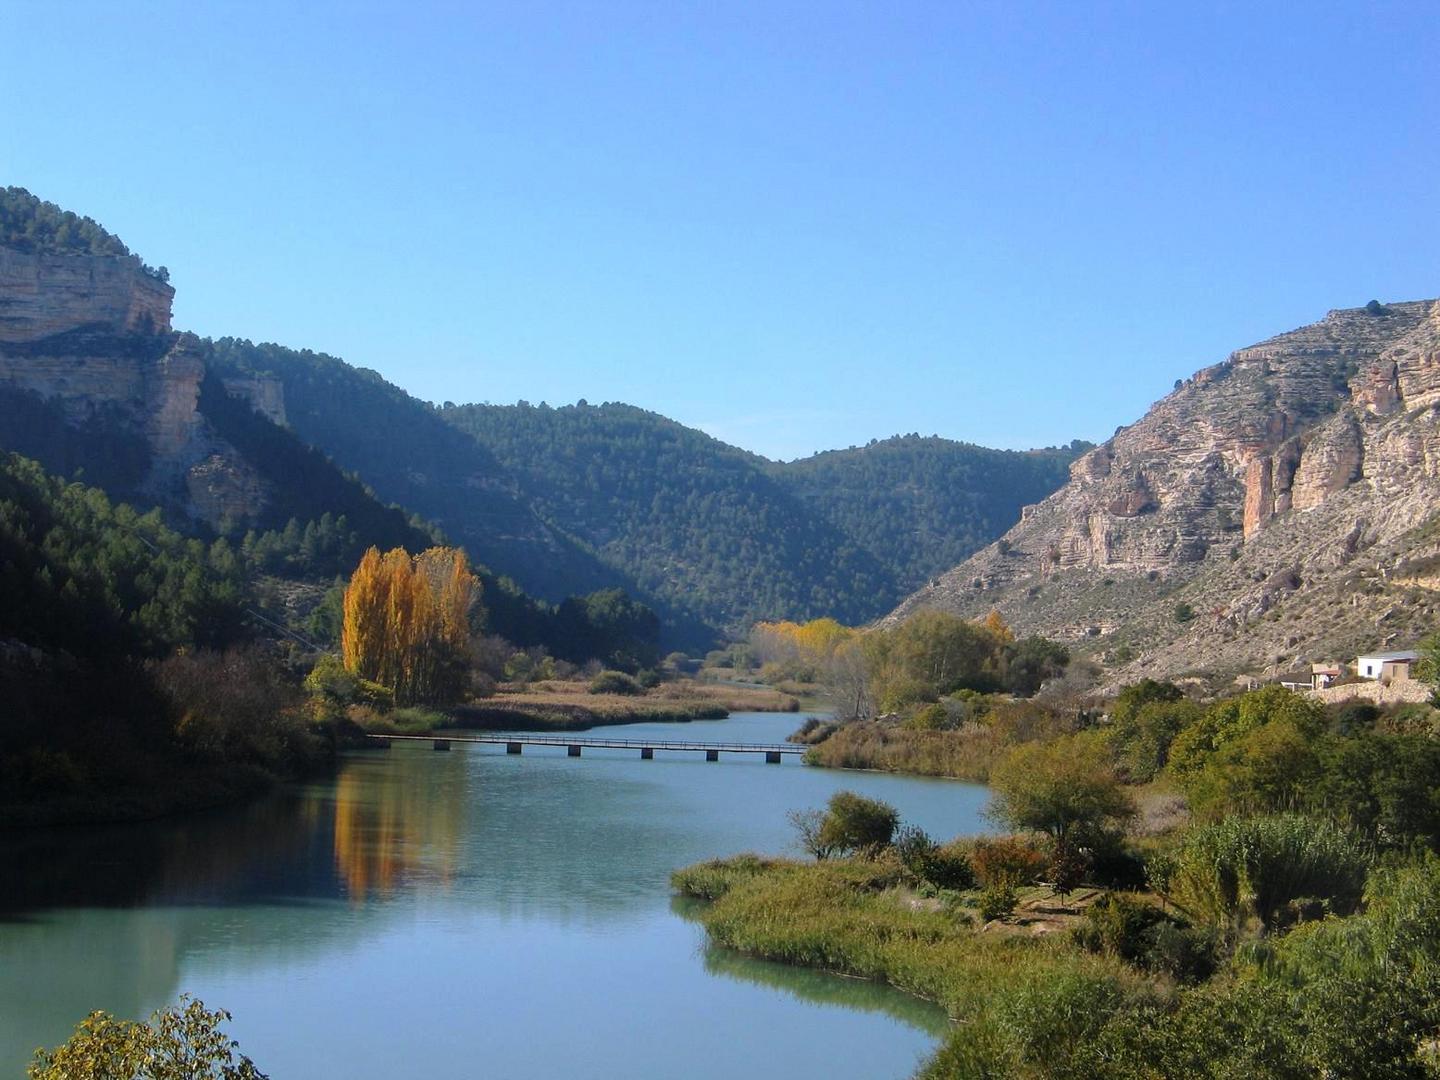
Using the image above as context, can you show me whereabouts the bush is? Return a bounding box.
[29,996,267,1079]
[978,881,1018,921]
[1072,893,1216,982]
[588,670,644,695]
[928,839,979,891]
[971,835,1047,888]
[905,702,949,730]
[893,828,978,891]
[817,791,900,857]
[1163,814,1371,932]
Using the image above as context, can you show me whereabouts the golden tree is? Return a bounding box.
[341,546,480,704]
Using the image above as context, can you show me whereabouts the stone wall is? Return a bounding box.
[0,248,174,343]
[1310,680,1433,706]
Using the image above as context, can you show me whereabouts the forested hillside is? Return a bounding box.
[0,452,323,821]
[207,339,628,604]
[772,436,1086,594]
[442,402,896,631]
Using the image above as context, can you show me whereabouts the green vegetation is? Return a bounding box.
[206,343,1082,646]
[683,681,1440,1074]
[773,435,1087,594]
[589,669,644,695]
[442,400,896,633]
[0,452,330,823]
[789,791,900,859]
[746,610,1070,723]
[444,404,1083,636]
[207,339,635,613]
[29,996,265,1079]
[1,186,168,281]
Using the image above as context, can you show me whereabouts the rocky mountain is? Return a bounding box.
[0,190,432,554]
[887,298,1440,684]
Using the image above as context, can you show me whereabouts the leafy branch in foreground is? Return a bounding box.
[29,996,266,1080]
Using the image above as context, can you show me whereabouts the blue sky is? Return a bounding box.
[3,1,1435,460]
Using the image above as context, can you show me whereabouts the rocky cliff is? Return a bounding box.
[0,246,276,527]
[0,248,173,343]
[887,299,1440,684]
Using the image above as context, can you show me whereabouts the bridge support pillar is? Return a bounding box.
[568,744,582,757]
[432,739,451,751]
[765,751,782,764]
[506,742,523,755]
[706,749,719,762]
[641,747,654,760]
[369,737,392,750]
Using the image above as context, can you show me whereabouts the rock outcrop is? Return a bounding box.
[886,299,1440,683]
[0,246,278,527]
[0,248,173,343]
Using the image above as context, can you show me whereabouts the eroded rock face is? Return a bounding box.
[885,299,1440,679]
[0,249,173,343]
[0,247,277,528]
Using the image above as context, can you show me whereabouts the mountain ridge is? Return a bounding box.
[886,297,1440,683]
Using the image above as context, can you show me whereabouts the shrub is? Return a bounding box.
[928,839,979,891]
[29,996,267,1079]
[817,791,900,857]
[906,702,949,730]
[894,827,978,891]
[588,670,644,695]
[1163,814,1371,932]
[970,835,1047,888]
[978,881,1019,921]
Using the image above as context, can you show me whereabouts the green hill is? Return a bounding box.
[442,403,1082,633]
[771,435,1087,594]
[207,339,628,603]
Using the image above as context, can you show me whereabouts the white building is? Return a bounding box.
[1355,650,1420,682]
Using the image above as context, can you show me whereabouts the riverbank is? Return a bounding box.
[0,750,336,829]
[671,853,1152,1077]
[793,719,1003,781]
[362,679,801,734]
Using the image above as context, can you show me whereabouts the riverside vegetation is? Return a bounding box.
[675,674,1440,1078]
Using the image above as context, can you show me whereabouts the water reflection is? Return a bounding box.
[1,716,986,1078]
[332,752,464,902]
[671,896,952,1037]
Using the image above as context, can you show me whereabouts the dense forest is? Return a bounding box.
[444,403,1084,633]
[443,401,897,632]
[0,452,323,822]
[206,339,633,605]
[772,435,1086,594]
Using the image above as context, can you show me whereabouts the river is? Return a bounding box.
[0,712,990,1078]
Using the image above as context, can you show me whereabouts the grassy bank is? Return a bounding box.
[798,720,1006,781]
[672,854,1153,1076]
[445,679,798,732]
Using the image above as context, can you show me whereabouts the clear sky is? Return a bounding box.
[3,2,1435,460]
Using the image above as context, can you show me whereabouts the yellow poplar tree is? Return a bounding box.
[341,546,480,705]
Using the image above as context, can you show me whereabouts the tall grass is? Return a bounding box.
[674,854,1146,1041]
[1161,814,1371,932]
[802,721,1004,781]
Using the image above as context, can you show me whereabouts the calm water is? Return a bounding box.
[0,713,990,1078]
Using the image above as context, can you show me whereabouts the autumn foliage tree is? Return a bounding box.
[341,546,481,705]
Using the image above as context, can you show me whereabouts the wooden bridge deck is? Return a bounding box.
[366,732,805,761]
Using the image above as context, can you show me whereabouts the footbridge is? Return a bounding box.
[365,732,805,763]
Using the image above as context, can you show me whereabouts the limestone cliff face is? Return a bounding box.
[0,248,173,343]
[887,299,1440,681]
[0,246,277,527]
